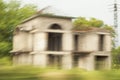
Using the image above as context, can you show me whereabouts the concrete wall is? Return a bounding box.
[62,53,72,69]
[32,53,47,67]
[13,31,33,51]
[75,53,94,70]
[62,32,74,51]
[36,17,72,30]
[33,32,48,51]
[13,53,32,65]
[13,32,28,51]
[104,34,112,51]
[20,16,72,31]
[78,32,111,52]
[78,33,99,51]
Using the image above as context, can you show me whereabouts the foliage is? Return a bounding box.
[0,66,120,80]
[112,47,120,69]
[0,0,36,57]
[102,24,115,37]
[0,57,12,66]
[73,17,114,32]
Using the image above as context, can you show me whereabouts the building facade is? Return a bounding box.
[11,14,112,70]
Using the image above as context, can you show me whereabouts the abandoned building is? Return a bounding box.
[11,9,112,70]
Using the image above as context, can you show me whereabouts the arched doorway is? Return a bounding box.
[47,24,62,51]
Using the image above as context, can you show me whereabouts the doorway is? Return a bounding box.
[47,54,62,68]
[48,33,62,51]
[95,56,108,70]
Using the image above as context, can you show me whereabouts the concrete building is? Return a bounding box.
[11,13,112,70]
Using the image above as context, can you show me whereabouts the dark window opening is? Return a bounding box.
[95,56,108,70]
[74,35,79,51]
[73,54,79,67]
[49,24,62,29]
[99,34,104,51]
[48,33,62,51]
[47,54,62,68]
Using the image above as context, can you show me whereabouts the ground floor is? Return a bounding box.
[13,51,111,70]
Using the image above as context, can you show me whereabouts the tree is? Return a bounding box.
[112,47,120,69]
[0,0,37,57]
[73,17,113,32]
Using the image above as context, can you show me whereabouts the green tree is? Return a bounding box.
[73,17,113,32]
[112,47,120,69]
[89,18,103,27]
[73,17,90,30]
[0,0,37,57]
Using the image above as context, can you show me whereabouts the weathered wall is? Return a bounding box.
[20,16,72,31]
[32,53,47,67]
[13,32,28,51]
[36,17,72,30]
[13,53,32,65]
[78,32,111,52]
[33,32,48,51]
[13,32,33,51]
[78,54,94,70]
[62,53,72,69]
[62,32,74,51]
[78,33,99,51]
[104,34,112,51]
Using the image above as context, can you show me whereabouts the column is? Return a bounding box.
[33,32,48,51]
[62,53,72,69]
[62,32,74,51]
[33,53,47,67]
[104,35,112,51]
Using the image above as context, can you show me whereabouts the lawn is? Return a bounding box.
[0,66,120,80]
[0,57,120,80]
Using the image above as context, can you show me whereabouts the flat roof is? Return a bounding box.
[72,27,111,33]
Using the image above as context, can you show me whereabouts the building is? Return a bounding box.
[11,12,112,70]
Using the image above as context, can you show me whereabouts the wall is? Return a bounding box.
[78,33,99,51]
[20,16,72,31]
[104,34,112,51]
[13,53,32,65]
[33,32,48,51]
[13,31,33,52]
[36,17,72,30]
[62,32,74,51]
[77,32,111,52]
[13,32,28,51]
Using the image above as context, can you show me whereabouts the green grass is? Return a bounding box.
[0,66,120,80]
[0,58,120,80]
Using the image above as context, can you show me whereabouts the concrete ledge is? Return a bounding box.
[30,51,72,54]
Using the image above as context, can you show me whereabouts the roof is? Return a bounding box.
[73,27,111,33]
[21,6,75,24]
[21,14,75,24]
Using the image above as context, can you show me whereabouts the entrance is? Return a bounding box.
[48,33,62,51]
[47,54,62,68]
[73,53,90,69]
[95,56,108,70]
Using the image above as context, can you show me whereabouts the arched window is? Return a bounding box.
[49,24,62,29]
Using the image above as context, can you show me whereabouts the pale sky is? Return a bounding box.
[19,0,120,26]
[4,0,120,26]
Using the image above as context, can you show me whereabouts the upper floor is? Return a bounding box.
[12,15,112,53]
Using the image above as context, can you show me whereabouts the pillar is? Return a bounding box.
[33,32,48,51]
[62,32,74,51]
[62,53,72,69]
[33,53,47,67]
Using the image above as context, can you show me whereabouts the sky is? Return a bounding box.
[19,0,120,26]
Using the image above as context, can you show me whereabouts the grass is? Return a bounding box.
[0,66,120,80]
[0,58,120,80]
